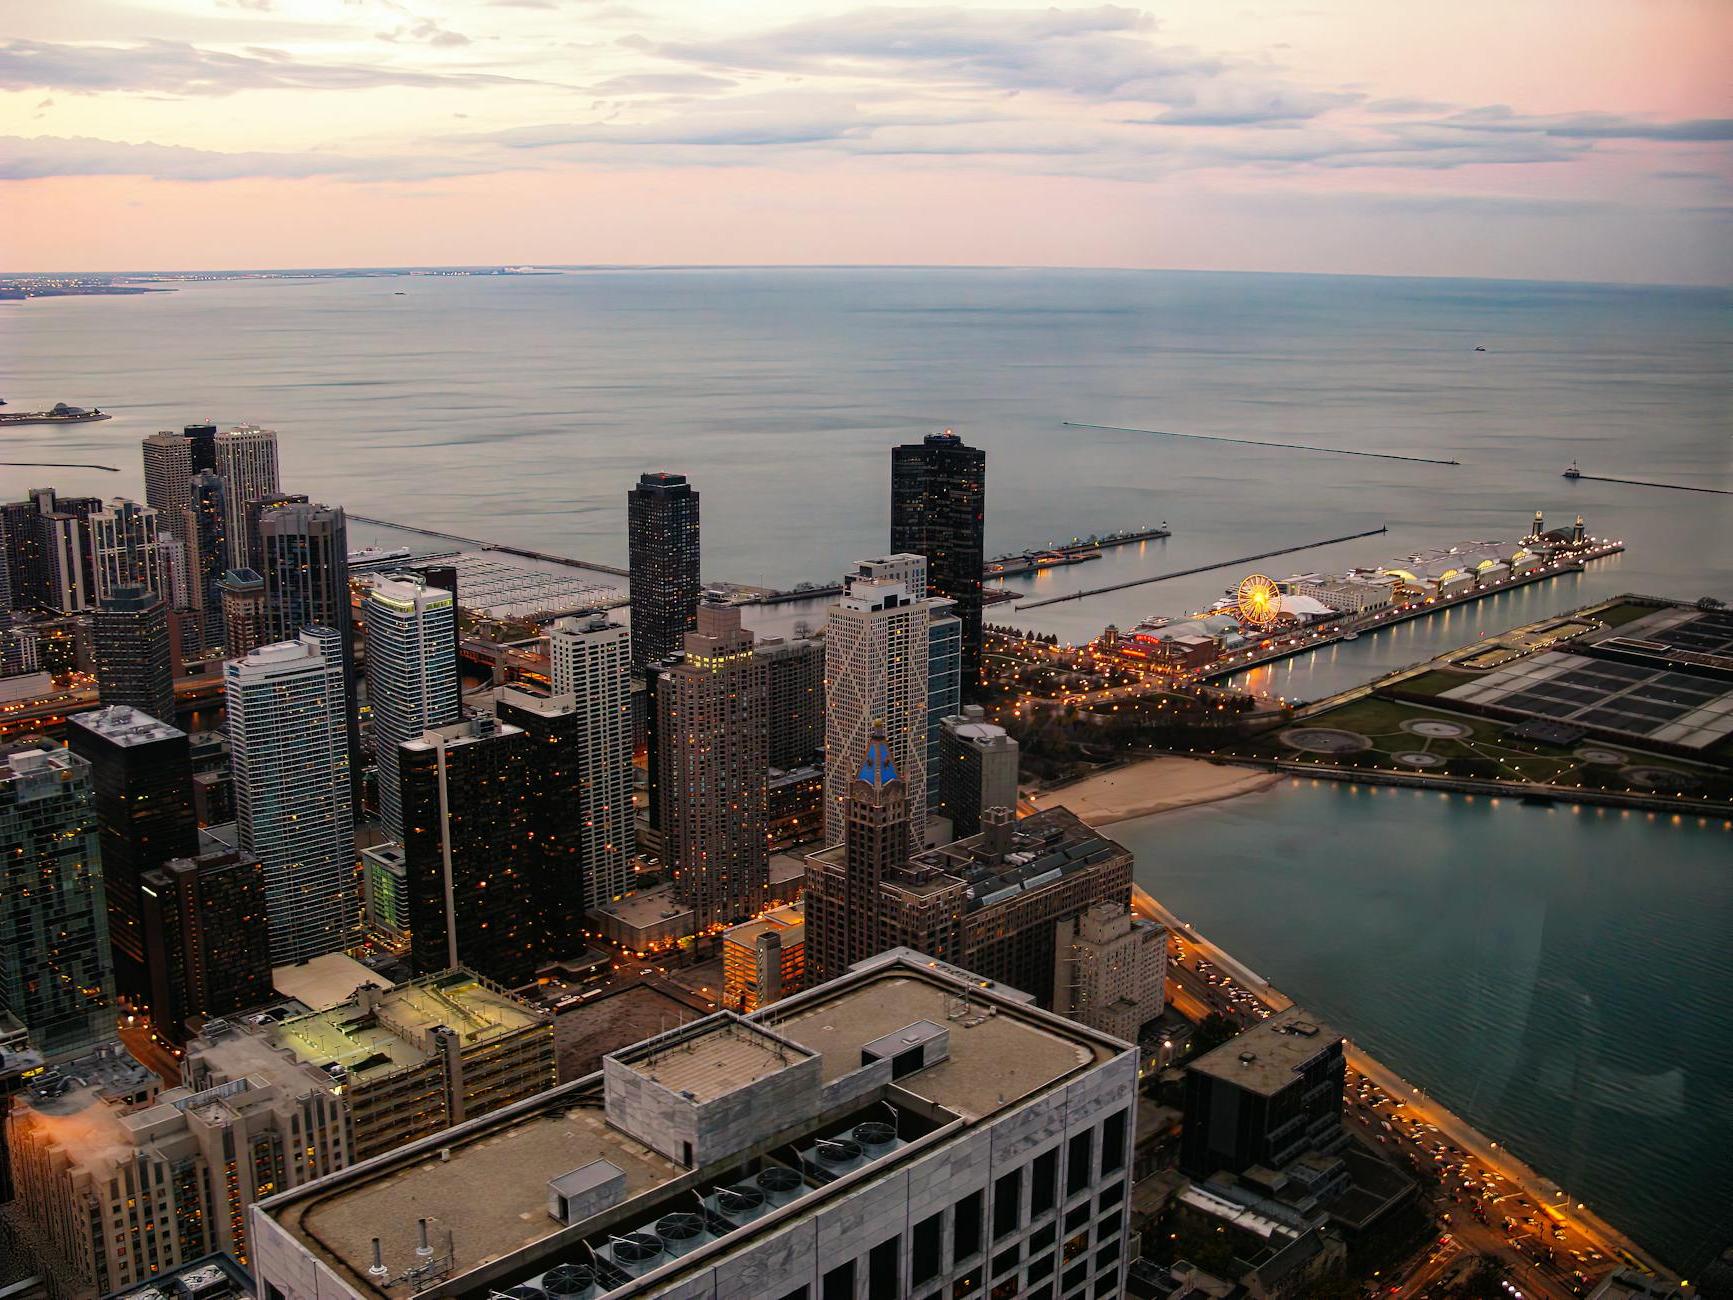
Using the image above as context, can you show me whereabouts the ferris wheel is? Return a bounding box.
[1236,573,1283,628]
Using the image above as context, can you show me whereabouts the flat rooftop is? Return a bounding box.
[69,704,184,745]
[905,805,1130,913]
[270,952,390,1012]
[610,1018,812,1104]
[1188,1006,1342,1097]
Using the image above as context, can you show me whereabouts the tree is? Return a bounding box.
[1191,1013,1240,1055]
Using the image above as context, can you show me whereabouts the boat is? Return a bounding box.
[1343,631,1360,641]
[1563,461,1581,480]
[0,403,112,426]
[1474,345,1487,352]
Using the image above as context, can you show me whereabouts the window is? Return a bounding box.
[953,1191,983,1264]
[1027,1287,1053,1300]
[913,1212,943,1286]
[777,1290,810,1300]
[1096,1182,1124,1213]
[1064,1204,1091,1233]
[952,1266,983,1297]
[1066,1131,1093,1196]
[1100,1109,1127,1176]
[1063,1260,1089,1293]
[1028,1252,1055,1282]
[870,1237,901,1298]
[1095,1237,1121,1267]
[1062,1231,1090,1264]
[1094,1273,1120,1297]
[1030,1148,1058,1217]
[1030,1223,1056,1256]
[992,1169,1022,1240]
[823,1259,855,1300]
[1096,1212,1122,1243]
[993,1245,1021,1278]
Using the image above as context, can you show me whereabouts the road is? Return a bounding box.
[1141,889,1679,1297]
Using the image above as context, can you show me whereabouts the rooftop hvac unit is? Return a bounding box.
[601,1232,666,1277]
[710,1184,768,1225]
[754,1167,803,1205]
[653,1212,710,1258]
[502,1286,553,1300]
[851,1122,896,1152]
[534,1263,592,1300]
[804,1137,864,1181]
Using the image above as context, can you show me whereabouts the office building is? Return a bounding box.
[88,499,167,602]
[139,849,273,1045]
[656,602,770,931]
[548,612,634,907]
[823,571,933,846]
[758,633,825,770]
[892,430,987,688]
[399,716,541,987]
[1052,902,1165,1044]
[803,731,910,984]
[213,425,280,570]
[66,707,199,998]
[491,687,589,964]
[0,747,115,1058]
[184,470,229,640]
[142,431,196,545]
[91,586,176,723]
[39,504,96,613]
[937,705,1020,838]
[363,577,459,841]
[1179,1007,1347,1180]
[242,493,308,584]
[852,551,929,598]
[721,904,805,1013]
[249,949,1139,1300]
[219,568,267,660]
[225,628,357,964]
[626,471,701,673]
[183,422,218,472]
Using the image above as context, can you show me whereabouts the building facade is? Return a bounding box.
[66,707,199,999]
[225,628,358,964]
[141,432,196,549]
[937,705,1021,838]
[0,747,116,1058]
[1051,902,1166,1045]
[804,732,910,984]
[720,904,805,1013]
[548,612,635,907]
[491,687,589,967]
[891,431,987,689]
[758,634,825,770]
[140,850,274,1045]
[219,568,267,660]
[213,425,280,571]
[626,471,701,674]
[91,586,177,724]
[89,499,167,603]
[656,603,770,932]
[362,577,460,842]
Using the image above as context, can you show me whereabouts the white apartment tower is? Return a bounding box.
[824,571,932,846]
[141,432,195,548]
[225,627,358,963]
[1053,901,1167,1044]
[215,425,281,570]
[548,611,634,907]
[89,499,167,602]
[363,577,459,842]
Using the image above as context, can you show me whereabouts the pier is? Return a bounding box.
[1566,470,1731,496]
[345,514,630,577]
[1016,525,1388,610]
[1063,421,1462,466]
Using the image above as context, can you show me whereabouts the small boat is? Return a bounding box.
[1563,462,1581,480]
[1343,631,1360,641]
[0,402,112,426]
[1474,345,1487,352]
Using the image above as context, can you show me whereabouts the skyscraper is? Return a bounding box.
[226,627,357,964]
[185,469,229,648]
[399,716,538,985]
[0,746,115,1057]
[220,567,267,659]
[91,585,176,723]
[822,572,931,846]
[214,424,281,570]
[937,705,1020,838]
[548,612,635,907]
[141,431,195,544]
[891,431,986,688]
[758,634,825,770]
[626,471,701,673]
[66,706,198,999]
[492,686,588,961]
[182,422,218,472]
[139,849,274,1044]
[656,602,770,931]
[363,577,459,841]
[803,730,909,984]
[927,597,962,807]
[89,499,167,601]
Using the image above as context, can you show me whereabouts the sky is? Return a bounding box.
[1,0,1729,281]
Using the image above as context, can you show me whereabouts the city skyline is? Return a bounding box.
[0,1,1727,283]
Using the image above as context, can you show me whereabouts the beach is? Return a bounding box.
[1034,756,1279,826]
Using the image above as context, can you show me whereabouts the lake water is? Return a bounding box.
[4,268,1729,1265]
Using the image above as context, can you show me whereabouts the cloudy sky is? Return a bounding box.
[2,0,1728,280]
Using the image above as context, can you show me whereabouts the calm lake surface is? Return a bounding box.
[4,268,1729,1264]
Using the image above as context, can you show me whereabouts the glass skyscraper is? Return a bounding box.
[626,471,701,674]
[890,431,986,690]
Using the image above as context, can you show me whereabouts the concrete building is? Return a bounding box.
[928,598,962,809]
[548,612,635,908]
[225,629,357,964]
[1052,902,1166,1045]
[822,572,933,847]
[141,432,196,549]
[184,471,229,645]
[0,748,116,1058]
[758,634,825,771]
[140,850,274,1045]
[804,731,911,984]
[720,904,805,1013]
[656,603,770,932]
[937,705,1020,838]
[892,431,987,690]
[213,426,280,572]
[1179,1007,1347,1181]
[89,500,167,603]
[1292,574,1397,615]
[218,568,266,661]
[626,471,701,675]
[362,578,459,842]
[66,707,199,999]
[92,586,177,724]
[852,552,929,599]
[247,948,1139,1300]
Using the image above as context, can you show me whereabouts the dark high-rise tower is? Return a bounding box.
[92,585,176,723]
[185,469,228,649]
[493,687,589,962]
[66,706,199,999]
[140,849,273,1044]
[626,471,701,674]
[803,731,910,984]
[183,423,218,473]
[891,431,986,689]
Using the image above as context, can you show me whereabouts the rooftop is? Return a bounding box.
[69,704,184,746]
[609,1017,813,1104]
[269,952,391,1013]
[1188,1007,1342,1097]
[907,805,1130,913]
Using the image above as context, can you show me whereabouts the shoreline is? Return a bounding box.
[1033,754,1281,826]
